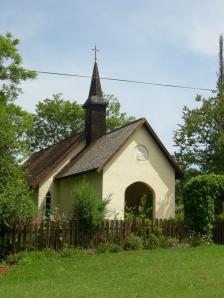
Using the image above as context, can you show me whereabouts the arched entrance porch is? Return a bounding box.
[124,182,155,220]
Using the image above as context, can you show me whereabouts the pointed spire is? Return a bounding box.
[88,62,103,98]
[83,60,108,144]
[83,62,107,108]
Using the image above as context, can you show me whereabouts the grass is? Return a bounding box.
[1,245,224,297]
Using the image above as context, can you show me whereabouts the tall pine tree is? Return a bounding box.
[174,34,224,174]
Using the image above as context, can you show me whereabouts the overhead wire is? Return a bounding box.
[26,69,217,93]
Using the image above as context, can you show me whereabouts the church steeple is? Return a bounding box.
[83,62,105,108]
[83,61,108,145]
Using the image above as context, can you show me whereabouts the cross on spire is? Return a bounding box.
[92,44,100,62]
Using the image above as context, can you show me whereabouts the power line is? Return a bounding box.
[27,69,217,93]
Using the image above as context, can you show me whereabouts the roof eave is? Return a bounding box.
[28,133,85,188]
[54,168,98,181]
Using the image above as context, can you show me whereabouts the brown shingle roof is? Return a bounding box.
[26,133,84,188]
[55,118,182,180]
[26,118,182,189]
[56,119,142,179]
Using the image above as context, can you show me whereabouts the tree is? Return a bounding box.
[183,174,224,238]
[218,34,224,93]
[28,94,84,151]
[72,180,109,234]
[174,35,224,174]
[29,93,135,151]
[105,94,135,131]
[0,33,36,223]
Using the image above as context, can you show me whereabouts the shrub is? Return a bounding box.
[144,234,162,249]
[123,234,143,250]
[125,194,153,221]
[96,243,109,254]
[175,205,184,221]
[72,180,109,234]
[160,237,179,248]
[108,243,123,253]
[183,174,224,238]
[59,247,83,257]
[5,254,20,265]
[186,232,212,247]
[0,176,36,225]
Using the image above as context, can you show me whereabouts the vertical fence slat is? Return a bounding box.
[2,218,224,253]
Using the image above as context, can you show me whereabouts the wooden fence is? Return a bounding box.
[0,219,185,254]
[213,219,224,244]
[1,218,224,255]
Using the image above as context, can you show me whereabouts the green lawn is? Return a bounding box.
[1,245,224,297]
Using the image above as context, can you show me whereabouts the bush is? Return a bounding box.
[186,232,212,247]
[97,242,123,253]
[123,234,143,250]
[96,243,109,254]
[72,180,109,234]
[0,175,36,225]
[183,174,224,238]
[108,243,123,253]
[175,205,184,221]
[59,247,83,257]
[144,234,162,249]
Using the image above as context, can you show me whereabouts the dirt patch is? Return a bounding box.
[0,265,11,277]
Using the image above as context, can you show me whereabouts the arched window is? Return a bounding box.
[45,192,51,217]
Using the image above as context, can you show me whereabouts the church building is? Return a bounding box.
[27,61,181,219]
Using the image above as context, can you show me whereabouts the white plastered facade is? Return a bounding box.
[36,126,175,220]
[37,140,85,217]
[102,126,175,219]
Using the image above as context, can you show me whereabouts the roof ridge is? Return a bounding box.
[105,118,145,136]
[32,119,143,157]
[30,133,85,188]
[31,132,84,155]
[56,118,145,180]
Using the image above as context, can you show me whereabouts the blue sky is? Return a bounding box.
[1,0,223,152]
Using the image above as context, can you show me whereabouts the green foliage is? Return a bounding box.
[125,194,153,220]
[175,168,201,206]
[59,247,84,257]
[28,93,135,151]
[144,233,161,249]
[144,226,164,249]
[0,173,35,224]
[174,87,224,174]
[0,33,36,223]
[174,35,224,174]
[72,180,109,234]
[28,94,84,151]
[105,94,135,131]
[186,232,212,247]
[123,234,143,250]
[96,242,123,253]
[108,243,123,253]
[0,32,36,103]
[144,226,180,249]
[183,174,224,238]
[175,205,184,221]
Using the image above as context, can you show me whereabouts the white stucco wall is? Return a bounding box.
[56,172,102,216]
[102,126,176,220]
[37,140,85,216]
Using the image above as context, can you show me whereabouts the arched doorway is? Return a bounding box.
[125,182,154,219]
